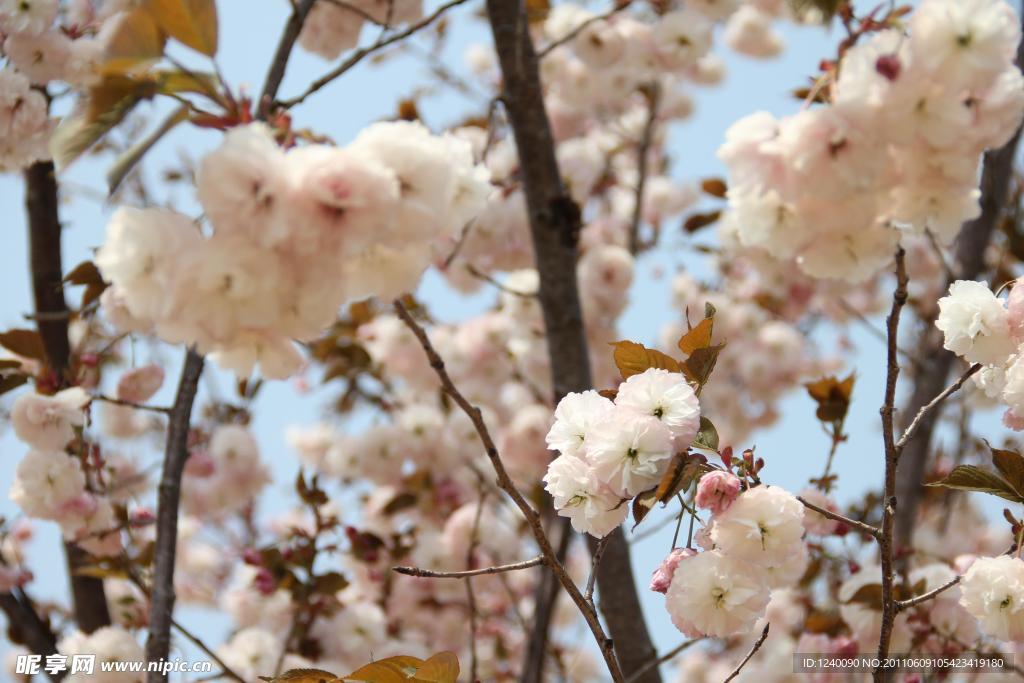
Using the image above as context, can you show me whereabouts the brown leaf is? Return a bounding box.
[345,656,425,683]
[413,651,460,683]
[610,340,681,379]
[681,344,725,388]
[64,261,105,286]
[683,210,721,234]
[144,0,219,56]
[700,178,728,198]
[843,582,884,610]
[0,373,29,397]
[990,445,1024,497]
[653,452,707,505]
[258,669,340,683]
[677,317,714,356]
[525,0,550,23]
[100,8,167,75]
[926,465,1024,503]
[631,487,659,528]
[0,329,46,362]
[598,388,618,401]
[805,373,855,423]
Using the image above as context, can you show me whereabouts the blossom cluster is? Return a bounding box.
[936,278,1024,429]
[96,120,492,379]
[719,0,1024,282]
[542,368,701,537]
[298,0,423,59]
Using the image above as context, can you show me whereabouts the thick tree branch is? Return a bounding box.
[259,0,318,112]
[894,17,1024,550]
[393,301,624,683]
[483,1,660,680]
[392,556,544,578]
[26,159,113,634]
[0,588,64,682]
[875,248,908,680]
[143,349,204,683]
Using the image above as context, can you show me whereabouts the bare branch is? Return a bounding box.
[259,0,318,113]
[797,497,880,540]
[723,624,770,683]
[144,349,205,683]
[895,576,961,613]
[0,588,64,682]
[875,247,909,681]
[280,0,473,109]
[393,300,624,683]
[895,363,981,453]
[393,556,544,578]
[93,394,172,415]
[585,535,611,604]
[628,82,659,255]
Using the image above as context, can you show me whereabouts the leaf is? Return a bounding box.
[631,487,659,528]
[525,0,550,23]
[693,417,719,452]
[100,9,167,76]
[700,178,728,198]
[681,344,725,388]
[609,340,681,379]
[258,669,340,683]
[678,317,714,356]
[683,210,721,234]
[64,261,105,286]
[107,104,188,194]
[926,465,1024,503]
[597,388,618,401]
[0,373,29,397]
[805,373,856,423]
[74,565,129,580]
[51,76,160,170]
[652,452,707,505]
[413,651,460,683]
[0,329,46,362]
[843,582,884,610]
[345,656,425,683]
[990,445,1024,497]
[312,571,349,596]
[144,0,219,56]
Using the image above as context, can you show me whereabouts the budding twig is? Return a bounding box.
[797,496,881,540]
[723,624,770,683]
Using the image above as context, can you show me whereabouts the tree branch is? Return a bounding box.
[797,496,880,540]
[894,363,981,453]
[259,0,318,113]
[482,1,660,680]
[723,624,770,683]
[628,82,659,255]
[143,349,204,683]
[392,556,544,578]
[393,301,624,683]
[624,638,704,683]
[25,159,112,634]
[0,588,64,682]
[895,575,960,613]
[875,247,908,681]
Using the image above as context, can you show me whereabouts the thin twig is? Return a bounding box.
[280,0,472,108]
[895,576,960,613]
[797,496,880,540]
[259,0,318,113]
[874,247,908,682]
[393,556,545,578]
[536,1,632,58]
[93,394,172,415]
[895,363,981,453]
[723,624,770,683]
[585,535,610,604]
[624,639,704,683]
[171,618,245,682]
[466,264,537,298]
[393,300,624,683]
[465,485,487,683]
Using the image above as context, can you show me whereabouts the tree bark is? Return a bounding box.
[483,2,660,681]
[25,160,113,634]
[0,588,64,681]
[893,24,1024,548]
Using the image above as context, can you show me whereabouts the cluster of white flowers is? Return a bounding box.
[181,424,270,518]
[542,368,701,537]
[719,0,1024,282]
[298,0,422,60]
[58,626,144,683]
[959,555,1024,642]
[935,278,1024,429]
[7,387,121,556]
[658,484,806,637]
[96,121,492,379]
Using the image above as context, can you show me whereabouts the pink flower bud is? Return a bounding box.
[875,54,902,81]
[695,471,742,514]
[649,547,696,594]
[253,567,276,595]
[59,493,99,517]
[116,364,165,403]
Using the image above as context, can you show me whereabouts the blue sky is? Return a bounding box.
[0,0,1010,677]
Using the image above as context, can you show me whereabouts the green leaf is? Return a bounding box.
[144,0,219,56]
[107,104,188,194]
[693,417,719,452]
[926,465,1024,503]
